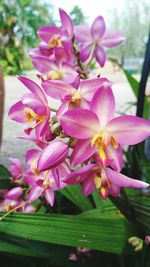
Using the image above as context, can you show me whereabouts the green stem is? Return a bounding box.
[51,107,57,112]
[73,44,88,79]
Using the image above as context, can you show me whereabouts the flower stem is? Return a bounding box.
[73,44,88,79]
[51,107,57,112]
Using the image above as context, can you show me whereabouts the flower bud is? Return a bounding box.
[37,141,68,171]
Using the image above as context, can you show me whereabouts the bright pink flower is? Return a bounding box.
[9,76,50,136]
[25,145,70,206]
[0,198,35,213]
[75,16,125,67]
[37,9,74,55]
[65,163,149,200]
[37,141,69,171]
[31,55,78,84]
[42,77,111,115]
[0,187,35,213]
[61,88,150,164]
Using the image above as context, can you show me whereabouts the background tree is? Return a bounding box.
[108,0,150,64]
[70,5,86,25]
[0,0,55,75]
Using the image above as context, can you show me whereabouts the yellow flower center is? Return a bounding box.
[93,170,111,199]
[91,130,118,161]
[48,34,62,48]
[24,108,46,128]
[46,70,62,80]
[71,91,81,107]
[31,158,41,175]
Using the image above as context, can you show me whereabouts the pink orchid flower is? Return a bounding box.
[0,188,35,213]
[9,76,50,136]
[65,163,149,200]
[61,87,150,165]
[31,55,78,84]
[8,157,23,181]
[0,198,35,213]
[42,77,111,115]
[37,9,74,54]
[75,16,125,67]
[25,143,70,206]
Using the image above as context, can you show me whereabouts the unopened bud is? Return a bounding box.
[128,236,143,251]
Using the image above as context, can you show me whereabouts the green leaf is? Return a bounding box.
[110,196,150,234]
[0,211,135,255]
[123,69,149,118]
[0,164,12,189]
[92,189,113,209]
[123,69,139,96]
[60,185,93,211]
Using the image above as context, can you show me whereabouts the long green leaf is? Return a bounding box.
[123,70,139,96]
[123,69,149,118]
[0,164,12,189]
[0,211,135,255]
[60,185,93,211]
[92,189,113,209]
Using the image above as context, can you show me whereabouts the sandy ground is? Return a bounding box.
[0,65,148,167]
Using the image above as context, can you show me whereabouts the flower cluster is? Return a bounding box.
[1,9,150,212]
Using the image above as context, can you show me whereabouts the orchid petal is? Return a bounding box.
[105,144,123,172]
[42,80,73,100]
[106,168,149,188]
[17,76,47,105]
[6,187,23,199]
[59,8,74,39]
[39,42,52,56]
[37,25,60,43]
[21,93,47,115]
[25,205,36,213]
[29,48,43,58]
[71,139,96,167]
[80,78,111,101]
[24,174,37,186]
[82,177,96,196]
[28,186,43,203]
[57,99,70,116]
[8,158,23,179]
[91,16,106,41]
[31,56,56,73]
[25,149,41,166]
[91,86,115,127]
[52,161,70,185]
[107,115,150,145]
[61,62,78,84]
[74,25,91,42]
[35,110,51,140]
[44,188,55,206]
[101,31,125,48]
[60,109,100,139]
[8,101,26,123]
[107,183,120,197]
[94,45,106,67]
[65,164,96,184]
[80,43,94,62]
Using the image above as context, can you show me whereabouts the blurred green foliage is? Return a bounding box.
[70,5,86,25]
[0,0,55,75]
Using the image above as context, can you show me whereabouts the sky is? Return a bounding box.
[50,0,125,24]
